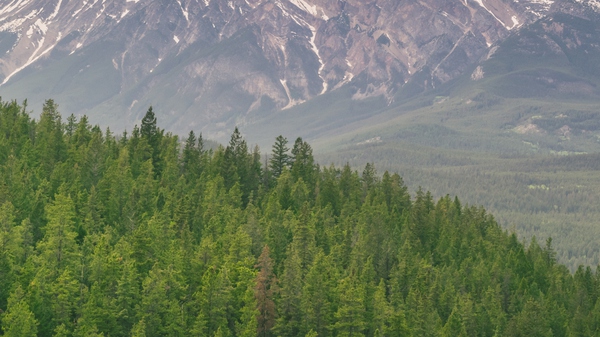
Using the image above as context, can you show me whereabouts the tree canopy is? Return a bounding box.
[0,98,598,336]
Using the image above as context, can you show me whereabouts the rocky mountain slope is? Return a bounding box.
[0,0,598,139]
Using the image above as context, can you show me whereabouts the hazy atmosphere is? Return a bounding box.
[1,0,600,335]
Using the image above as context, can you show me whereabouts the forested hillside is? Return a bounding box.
[1,99,600,336]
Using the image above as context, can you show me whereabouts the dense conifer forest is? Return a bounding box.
[1,99,600,336]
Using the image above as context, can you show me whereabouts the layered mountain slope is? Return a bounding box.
[284,2,600,272]
[240,0,600,147]
[0,0,595,138]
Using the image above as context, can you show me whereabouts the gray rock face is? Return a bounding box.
[0,0,597,137]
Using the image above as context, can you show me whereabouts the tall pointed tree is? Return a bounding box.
[334,277,366,337]
[140,106,163,176]
[290,137,315,189]
[269,135,290,180]
[35,189,80,275]
[192,267,231,336]
[441,307,468,337]
[182,131,201,179]
[0,202,19,310]
[140,106,159,150]
[255,245,277,337]
[221,127,244,190]
[274,250,303,336]
[301,251,335,336]
[1,286,38,337]
[35,99,67,177]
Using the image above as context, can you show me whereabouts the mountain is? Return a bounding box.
[244,0,600,272]
[2,0,595,140]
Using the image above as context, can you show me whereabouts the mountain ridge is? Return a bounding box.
[0,0,599,140]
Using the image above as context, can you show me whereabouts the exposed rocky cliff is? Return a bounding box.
[0,0,598,138]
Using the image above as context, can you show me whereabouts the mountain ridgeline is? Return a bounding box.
[1,99,600,336]
[2,0,600,140]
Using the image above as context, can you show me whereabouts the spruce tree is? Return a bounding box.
[1,286,38,337]
[301,251,334,336]
[441,307,468,337]
[140,106,162,176]
[192,267,231,336]
[222,127,244,190]
[334,277,366,337]
[0,202,18,310]
[274,250,303,336]
[36,190,80,275]
[290,137,315,188]
[140,107,158,147]
[182,131,201,179]
[269,135,290,180]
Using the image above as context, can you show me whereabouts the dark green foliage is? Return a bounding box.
[269,135,290,180]
[1,286,38,337]
[0,99,598,336]
[221,127,258,205]
[140,106,163,176]
[291,137,316,190]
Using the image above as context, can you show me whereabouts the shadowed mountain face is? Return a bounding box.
[0,0,598,139]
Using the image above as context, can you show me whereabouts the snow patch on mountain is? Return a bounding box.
[511,16,520,28]
[0,0,596,132]
[522,0,554,17]
[474,0,510,29]
[2,31,61,85]
[575,0,600,10]
[527,0,554,8]
[280,79,305,109]
[34,18,48,34]
[288,0,328,19]
[178,0,189,21]
[0,9,39,32]
[0,0,32,17]
[48,0,62,21]
[307,24,327,94]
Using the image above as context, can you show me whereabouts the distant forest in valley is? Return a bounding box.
[2,99,600,336]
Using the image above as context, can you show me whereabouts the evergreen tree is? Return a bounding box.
[140,106,163,176]
[441,307,468,337]
[192,267,231,336]
[0,98,598,337]
[131,319,147,337]
[290,137,315,189]
[269,135,290,180]
[115,259,141,334]
[35,189,80,275]
[76,282,119,336]
[255,246,277,337]
[140,107,159,150]
[0,202,19,310]
[222,127,243,190]
[361,163,377,193]
[182,131,202,180]
[50,269,80,334]
[506,299,553,337]
[274,250,303,336]
[35,99,67,177]
[334,277,366,337]
[1,286,38,337]
[371,279,392,336]
[237,280,259,337]
[301,251,334,336]
[137,264,186,337]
